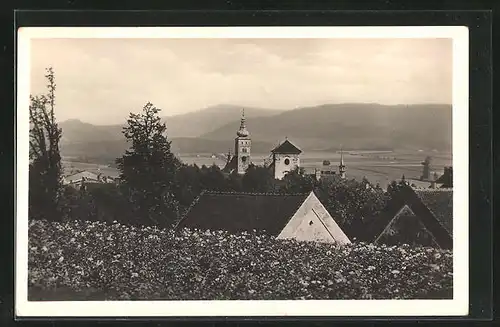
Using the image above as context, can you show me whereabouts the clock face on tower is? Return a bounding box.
[241,156,247,163]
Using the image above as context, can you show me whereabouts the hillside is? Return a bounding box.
[201,103,452,152]
[59,104,282,146]
[163,104,284,138]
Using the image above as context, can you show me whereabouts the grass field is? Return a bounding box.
[63,149,452,190]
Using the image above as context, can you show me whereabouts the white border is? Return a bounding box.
[16,26,469,317]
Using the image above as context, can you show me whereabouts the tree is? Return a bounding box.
[174,163,203,211]
[199,164,227,191]
[280,167,316,194]
[29,67,63,221]
[315,176,388,241]
[226,171,243,192]
[116,102,181,227]
[241,164,275,192]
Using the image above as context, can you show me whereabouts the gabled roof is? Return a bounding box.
[271,139,302,155]
[414,189,453,235]
[65,171,99,183]
[435,167,453,187]
[222,156,238,173]
[175,191,310,235]
[372,185,453,249]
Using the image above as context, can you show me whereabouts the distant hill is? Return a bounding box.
[58,104,280,162]
[59,104,282,143]
[201,103,452,152]
[58,103,452,163]
[163,104,284,138]
[59,119,124,144]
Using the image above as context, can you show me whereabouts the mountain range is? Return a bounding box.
[58,103,452,164]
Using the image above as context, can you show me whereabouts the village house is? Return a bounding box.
[63,170,116,188]
[408,158,453,189]
[175,190,351,245]
[371,185,453,249]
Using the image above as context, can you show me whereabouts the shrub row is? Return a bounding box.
[28,219,453,301]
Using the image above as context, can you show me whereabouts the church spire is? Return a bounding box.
[339,145,346,179]
[236,108,249,137]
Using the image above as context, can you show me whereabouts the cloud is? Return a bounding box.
[30,38,452,124]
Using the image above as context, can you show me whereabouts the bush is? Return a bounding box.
[28,219,452,301]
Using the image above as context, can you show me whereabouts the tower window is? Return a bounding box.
[309,220,313,225]
[284,158,290,165]
[242,148,247,153]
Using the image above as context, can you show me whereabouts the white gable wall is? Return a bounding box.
[277,192,351,245]
[283,208,336,243]
[273,153,300,180]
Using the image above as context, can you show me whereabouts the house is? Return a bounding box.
[175,190,351,245]
[63,171,100,186]
[372,185,453,249]
[313,148,348,181]
[435,166,453,188]
[407,178,443,189]
[63,170,116,188]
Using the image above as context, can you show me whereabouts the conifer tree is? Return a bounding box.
[28,67,63,221]
[116,102,181,227]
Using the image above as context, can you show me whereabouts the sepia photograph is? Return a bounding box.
[16,26,469,317]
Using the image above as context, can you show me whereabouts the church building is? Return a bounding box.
[223,110,252,174]
[268,138,302,180]
[222,111,305,180]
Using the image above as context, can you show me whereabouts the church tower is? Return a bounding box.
[339,147,346,179]
[235,109,251,174]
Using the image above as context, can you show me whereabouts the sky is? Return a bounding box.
[30,38,452,125]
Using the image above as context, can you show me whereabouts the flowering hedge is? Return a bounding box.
[28,219,452,301]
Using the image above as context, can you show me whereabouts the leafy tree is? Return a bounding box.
[241,164,275,192]
[315,176,388,241]
[174,163,203,211]
[199,164,227,191]
[280,167,316,194]
[29,67,63,221]
[116,102,181,227]
[59,185,97,223]
[386,179,408,196]
[226,171,243,192]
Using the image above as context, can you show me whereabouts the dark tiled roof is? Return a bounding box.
[414,189,453,235]
[222,156,238,172]
[435,167,453,187]
[271,139,302,154]
[372,185,453,249]
[176,191,310,235]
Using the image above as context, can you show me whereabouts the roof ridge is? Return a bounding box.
[410,187,453,238]
[174,189,207,230]
[203,190,310,196]
[414,188,453,192]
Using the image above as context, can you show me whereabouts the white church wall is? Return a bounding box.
[273,153,300,180]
